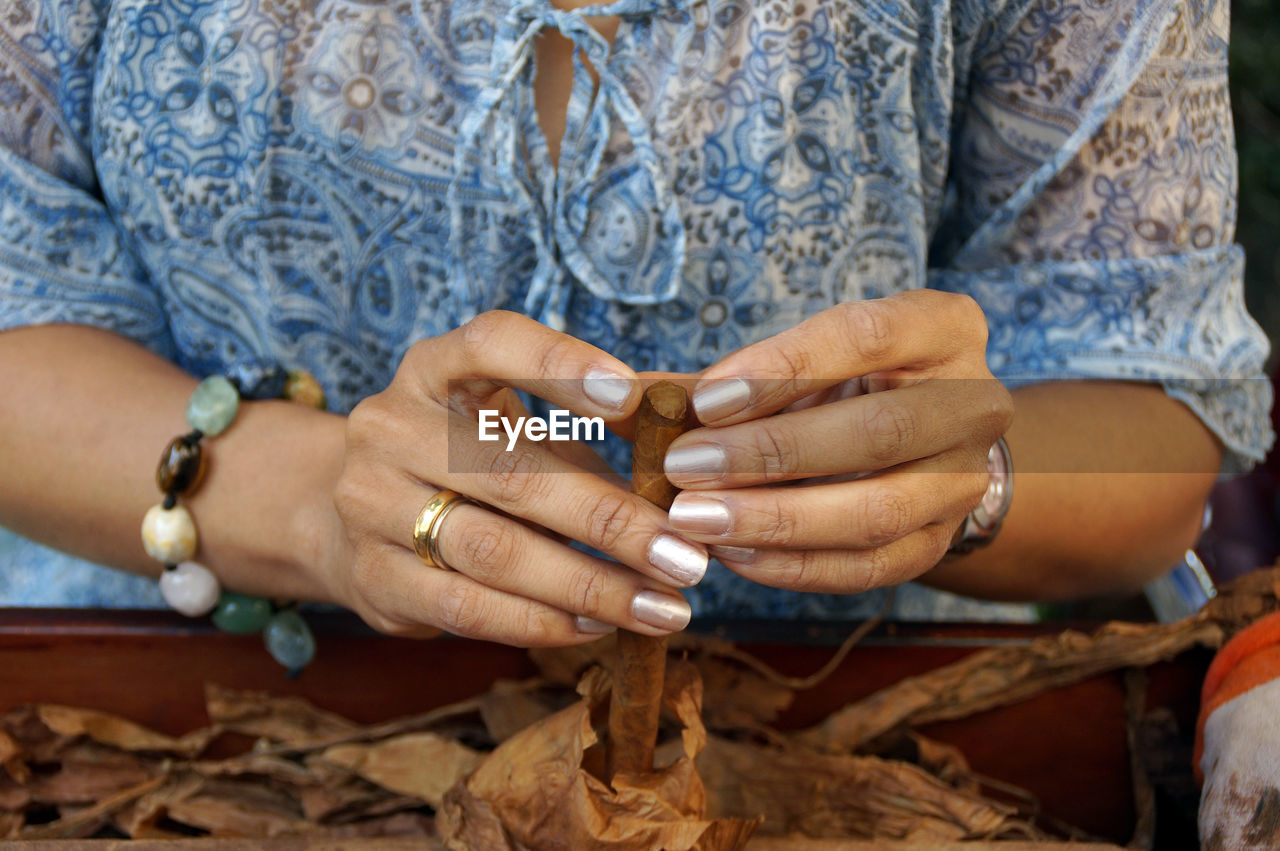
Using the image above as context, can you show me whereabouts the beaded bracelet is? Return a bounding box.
[140,360,327,675]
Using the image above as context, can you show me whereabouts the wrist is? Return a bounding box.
[186,399,349,603]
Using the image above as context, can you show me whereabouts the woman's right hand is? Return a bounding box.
[329,311,704,646]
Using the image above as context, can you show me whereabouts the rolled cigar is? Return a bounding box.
[607,381,693,781]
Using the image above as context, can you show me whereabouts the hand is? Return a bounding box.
[662,290,1013,594]
[330,311,703,646]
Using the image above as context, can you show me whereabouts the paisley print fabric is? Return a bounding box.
[0,0,1270,618]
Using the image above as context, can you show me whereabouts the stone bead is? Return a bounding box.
[284,369,327,410]
[159,562,221,617]
[141,504,197,563]
[156,436,207,495]
[227,359,288,401]
[212,592,273,634]
[186,376,240,436]
[264,609,316,672]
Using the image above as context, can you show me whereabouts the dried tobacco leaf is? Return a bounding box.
[20,774,166,840]
[533,634,795,732]
[0,772,31,811]
[2,704,70,763]
[321,733,481,808]
[438,659,758,851]
[479,679,560,742]
[27,742,158,805]
[697,736,1037,841]
[37,704,216,757]
[297,778,382,823]
[315,810,436,838]
[163,776,313,837]
[796,618,1225,754]
[0,809,22,839]
[204,684,358,748]
[112,771,205,838]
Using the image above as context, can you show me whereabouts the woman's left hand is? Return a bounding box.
[662,290,1013,594]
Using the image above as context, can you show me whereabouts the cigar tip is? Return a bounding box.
[643,381,690,421]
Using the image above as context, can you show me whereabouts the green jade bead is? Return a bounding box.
[265,609,316,673]
[211,592,273,634]
[186,376,240,436]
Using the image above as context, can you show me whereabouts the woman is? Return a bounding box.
[0,0,1268,646]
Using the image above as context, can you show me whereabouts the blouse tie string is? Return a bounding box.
[446,0,688,331]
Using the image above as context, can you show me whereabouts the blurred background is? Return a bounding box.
[1232,0,1280,358]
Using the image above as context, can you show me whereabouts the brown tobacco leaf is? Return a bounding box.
[438,660,758,850]
[530,634,616,685]
[113,771,205,838]
[321,733,481,808]
[2,704,71,763]
[531,635,795,732]
[204,683,359,748]
[316,810,436,837]
[478,679,560,742]
[27,743,158,805]
[37,704,217,757]
[0,809,22,839]
[20,774,167,840]
[194,752,318,785]
[0,772,31,811]
[693,653,794,730]
[697,736,1036,841]
[0,726,30,786]
[795,617,1225,754]
[163,776,314,837]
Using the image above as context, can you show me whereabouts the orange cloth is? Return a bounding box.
[1195,612,1280,849]
[1194,611,1280,783]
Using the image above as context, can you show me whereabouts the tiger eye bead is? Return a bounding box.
[156,436,207,495]
[284,370,327,410]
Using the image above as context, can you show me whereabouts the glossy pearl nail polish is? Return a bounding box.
[648,534,708,586]
[631,591,692,631]
[669,494,732,535]
[692,378,751,421]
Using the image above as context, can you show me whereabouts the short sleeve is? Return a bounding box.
[930,0,1273,472]
[0,0,174,355]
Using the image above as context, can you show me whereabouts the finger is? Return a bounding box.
[665,380,1008,488]
[408,310,642,419]
[690,290,990,425]
[492,387,621,482]
[708,522,958,595]
[445,410,710,588]
[431,501,692,637]
[349,546,603,647]
[666,450,987,549]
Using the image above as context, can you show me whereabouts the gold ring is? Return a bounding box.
[412,490,473,570]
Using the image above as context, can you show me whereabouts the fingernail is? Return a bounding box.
[631,590,692,632]
[582,367,632,412]
[665,443,728,480]
[648,534,708,587]
[669,494,732,535]
[693,378,751,421]
[710,545,757,565]
[575,615,617,634]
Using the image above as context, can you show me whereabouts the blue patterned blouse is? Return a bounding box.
[0,0,1271,619]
